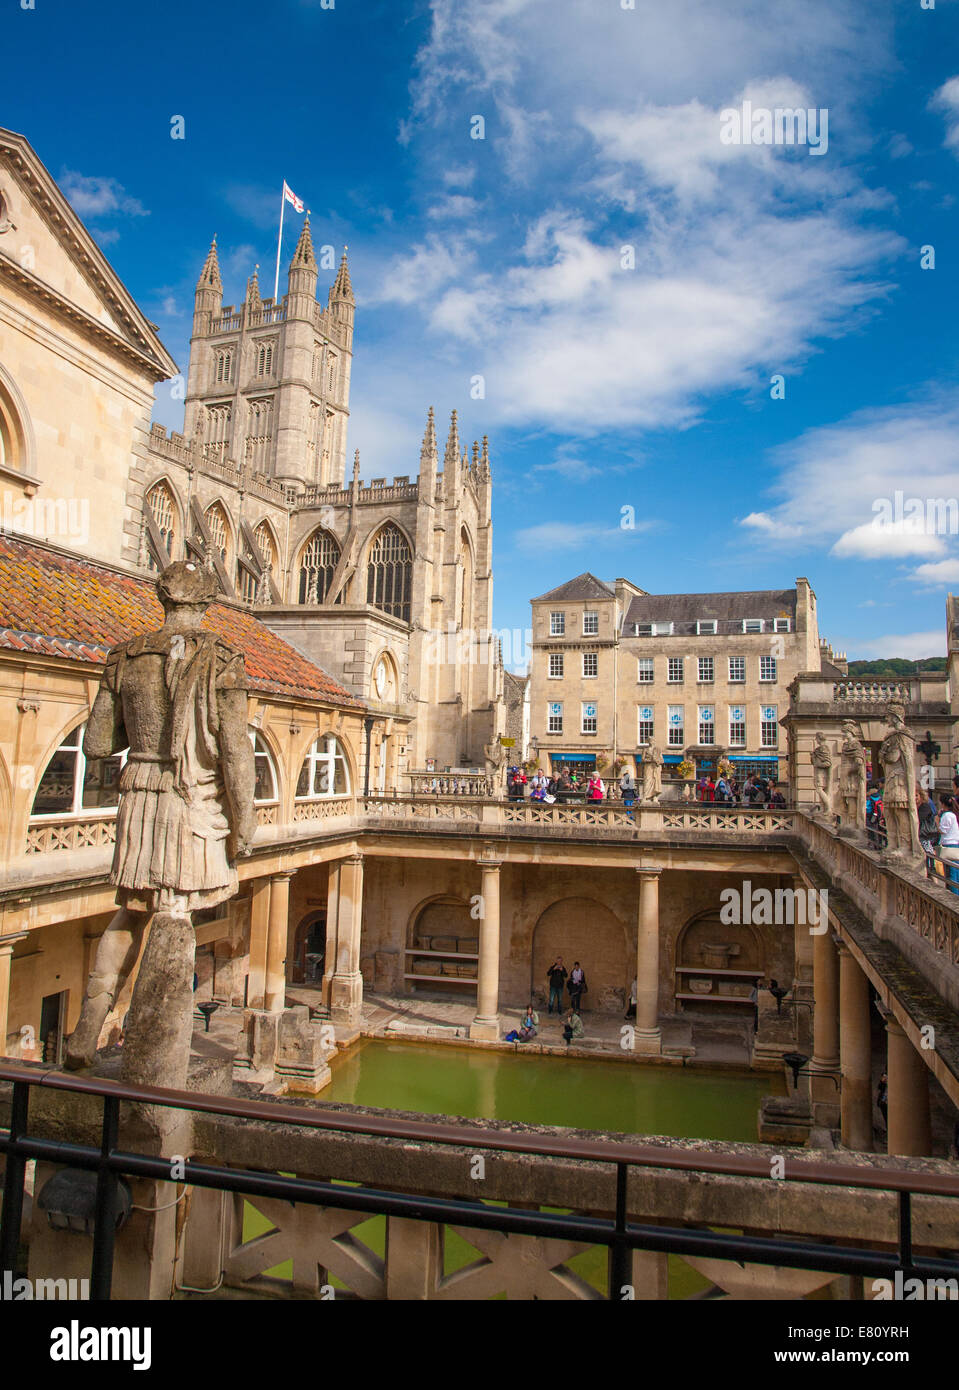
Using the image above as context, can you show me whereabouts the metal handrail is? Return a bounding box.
[2,1061,959,1302]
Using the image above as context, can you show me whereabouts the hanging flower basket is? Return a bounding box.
[677,758,695,780]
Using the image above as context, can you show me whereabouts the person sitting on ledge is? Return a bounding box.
[563,1009,584,1046]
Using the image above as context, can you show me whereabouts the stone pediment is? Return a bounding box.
[0,127,177,380]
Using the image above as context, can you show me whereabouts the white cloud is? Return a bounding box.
[427,195,479,220]
[851,631,945,661]
[740,512,803,540]
[737,396,959,557]
[513,519,653,551]
[931,75,959,154]
[910,559,959,584]
[368,233,477,306]
[60,170,148,220]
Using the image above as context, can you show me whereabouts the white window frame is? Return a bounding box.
[728,711,746,748]
[760,708,779,749]
[581,702,598,735]
[774,618,791,633]
[249,729,279,806]
[759,656,777,683]
[667,706,685,748]
[637,715,654,746]
[637,657,654,683]
[548,653,564,679]
[697,656,714,683]
[295,734,351,800]
[582,652,598,679]
[696,620,717,635]
[742,618,764,634]
[698,706,715,745]
[667,656,684,684]
[582,611,599,636]
[30,722,126,821]
[547,702,564,734]
[549,611,566,636]
[728,655,746,682]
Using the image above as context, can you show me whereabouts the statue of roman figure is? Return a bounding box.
[879,702,921,860]
[484,737,506,793]
[65,562,256,1089]
[641,742,664,802]
[811,731,834,814]
[839,719,867,832]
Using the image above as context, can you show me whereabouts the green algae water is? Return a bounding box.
[323,1038,777,1142]
[244,1041,784,1298]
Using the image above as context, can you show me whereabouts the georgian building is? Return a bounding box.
[528,572,825,790]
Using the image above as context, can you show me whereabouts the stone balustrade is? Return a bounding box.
[833,680,914,703]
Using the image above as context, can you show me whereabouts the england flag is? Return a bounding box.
[283,181,304,213]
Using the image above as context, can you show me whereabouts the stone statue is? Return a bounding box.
[878,701,921,860]
[811,732,834,814]
[484,737,506,792]
[641,743,664,802]
[65,562,256,1090]
[838,719,867,832]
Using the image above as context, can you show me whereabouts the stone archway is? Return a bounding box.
[530,897,629,1014]
[674,911,765,1017]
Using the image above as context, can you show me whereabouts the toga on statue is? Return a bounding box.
[879,702,921,859]
[839,720,867,832]
[641,743,664,802]
[66,562,255,1085]
[811,731,834,814]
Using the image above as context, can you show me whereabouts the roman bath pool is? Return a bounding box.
[244,1041,787,1298]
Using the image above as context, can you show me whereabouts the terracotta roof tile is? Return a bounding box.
[0,536,362,709]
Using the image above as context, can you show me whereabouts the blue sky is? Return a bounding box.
[5,0,959,662]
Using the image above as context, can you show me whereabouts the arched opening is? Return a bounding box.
[367,523,412,623]
[459,528,473,631]
[295,734,351,799]
[298,529,340,604]
[406,896,478,996]
[30,722,125,819]
[249,729,279,805]
[203,501,233,568]
[674,911,765,1019]
[291,910,327,985]
[530,897,629,1014]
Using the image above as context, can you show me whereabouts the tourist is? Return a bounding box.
[715,774,731,805]
[620,766,636,817]
[705,775,716,803]
[587,771,604,802]
[696,775,707,802]
[530,770,548,802]
[625,978,637,1020]
[563,1008,584,1046]
[916,786,938,853]
[866,784,884,849]
[519,1003,539,1041]
[769,783,787,808]
[546,957,568,1014]
[748,977,761,1032]
[876,1071,888,1129]
[937,792,959,864]
[568,961,587,1011]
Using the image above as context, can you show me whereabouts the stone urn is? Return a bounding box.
[703,943,739,970]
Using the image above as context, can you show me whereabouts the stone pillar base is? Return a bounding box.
[632,1027,662,1055]
[329,971,363,1025]
[469,1016,500,1041]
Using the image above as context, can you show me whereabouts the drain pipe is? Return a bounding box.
[363,716,374,796]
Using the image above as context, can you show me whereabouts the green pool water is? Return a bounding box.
[323,1038,779,1142]
[244,1041,784,1298]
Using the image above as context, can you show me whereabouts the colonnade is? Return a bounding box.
[812,929,933,1156]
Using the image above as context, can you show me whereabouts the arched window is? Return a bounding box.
[249,730,278,804]
[246,398,274,472]
[214,349,234,384]
[327,355,338,396]
[367,523,412,623]
[299,529,340,604]
[256,343,274,377]
[204,502,232,566]
[238,521,279,605]
[460,530,473,631]
[205,404,232,459]
[296,735,350,799]
[31,724,125,818]
[145,480,179,571]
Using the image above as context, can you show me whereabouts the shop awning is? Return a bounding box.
[550,753,596,763]
[728,755,780,762]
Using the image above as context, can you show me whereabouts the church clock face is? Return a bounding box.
[374,659,389,699]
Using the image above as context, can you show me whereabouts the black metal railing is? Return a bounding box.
[2,1061,958,1301]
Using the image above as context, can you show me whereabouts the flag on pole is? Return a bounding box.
[283,181,305,213]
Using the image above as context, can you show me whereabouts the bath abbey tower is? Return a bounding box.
[123,220,504,781]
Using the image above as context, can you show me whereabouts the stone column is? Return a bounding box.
[470,858,502,1041]
[246,877,272,1010]
[633,868,662,1055]
[837,941,872,1152]
[811,927,840,1124]
[0,935,21,1057]
[330,854,364,1026]
[265,872,294,1013]
[321,859,341,1012]
[886,1016,932,1157]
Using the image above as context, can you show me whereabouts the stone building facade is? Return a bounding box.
[124,227,503,776]
[528,572,823,790]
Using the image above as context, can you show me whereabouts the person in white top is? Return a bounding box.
[938,794,959,863]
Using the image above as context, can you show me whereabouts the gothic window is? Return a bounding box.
[298,529,340,603]
[245,398,274,473]
[459,531,473,631]
[204,502,232,566]
[367,523,412,623]
[295,735,350,799]
[145,480,179,571]
[238,522,278,605]
[31,723,125,818]
[214,348,234,384]
[205,403,232,459]
[327,355,338,396]
[321,409,335,475]
[255,342,274,378]
[253,521,278,571]
[249,730,278,804]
